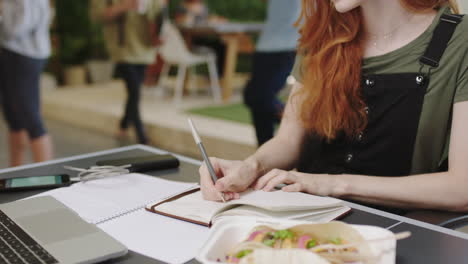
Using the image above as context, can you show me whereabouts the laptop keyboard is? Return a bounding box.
[0,210,58,264]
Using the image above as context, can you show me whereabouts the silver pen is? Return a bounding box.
[188,118,226,202]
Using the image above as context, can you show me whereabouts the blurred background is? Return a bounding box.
[0,0,273,168]
[0,0,467,168]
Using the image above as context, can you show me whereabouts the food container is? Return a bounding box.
[196,216,396,264]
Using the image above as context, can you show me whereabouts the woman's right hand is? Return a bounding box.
[199,157,260,201]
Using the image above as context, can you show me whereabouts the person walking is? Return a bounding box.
[91,0,165,144]
[243,0,301,146]
[0,0,53,166]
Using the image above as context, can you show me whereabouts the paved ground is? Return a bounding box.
[0,117,131,169]
[0,76,257,169]
[41,83,257,161]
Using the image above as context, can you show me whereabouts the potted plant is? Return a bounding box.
[54,0,97,86]
[85,19,114,84]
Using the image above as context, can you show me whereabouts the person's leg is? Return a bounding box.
[0,49,30,166]
[131,64,149,144]
[115,63,131,137]
[116,63,148,144]
[28,60,53,163]
[15,54,53,163]
[192,37,226,76]
[30,135,53,163]
[0,49,52,165]
[243,51,296,146]
[211,39,226,77]
[8,131,29,167]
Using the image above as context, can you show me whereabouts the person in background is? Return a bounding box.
[175,0,209,26]
[200,0,468,217]
[243,0,301,146]
[175,0,226,76]
[91,0,165,145]
[175,0,226,26]
[0,0,53,167]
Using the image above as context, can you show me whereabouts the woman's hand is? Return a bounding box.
[254,169,340,197]
[199,158,260,201]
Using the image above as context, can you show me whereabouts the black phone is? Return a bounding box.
[0,174,72,192]
[96,154,180,172]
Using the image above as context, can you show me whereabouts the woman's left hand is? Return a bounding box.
[253,169,338,197]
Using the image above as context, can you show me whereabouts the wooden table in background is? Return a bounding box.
[179,22,264,103]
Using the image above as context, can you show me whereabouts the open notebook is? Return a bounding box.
[146,188,351,227]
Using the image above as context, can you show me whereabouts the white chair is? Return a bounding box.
[157,21,222,103]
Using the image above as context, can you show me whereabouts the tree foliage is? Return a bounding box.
[169,0,267,21]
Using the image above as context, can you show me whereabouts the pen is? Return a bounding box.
[188,118,226,202]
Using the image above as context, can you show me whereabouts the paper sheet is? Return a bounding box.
[33,173,197,224]
[98,210,210,264]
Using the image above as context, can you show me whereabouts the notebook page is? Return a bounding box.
[152,191,238,224]
[33,173,197,224]
[213,205,346,223]
[236,189,343,211]
[151,189,344,224]
[98,209,209,264]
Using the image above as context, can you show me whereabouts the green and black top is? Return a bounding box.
[292,6,468,176]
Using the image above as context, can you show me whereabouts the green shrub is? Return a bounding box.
[54,0,102,65]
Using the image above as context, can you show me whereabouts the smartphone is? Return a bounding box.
[0,174,72,192]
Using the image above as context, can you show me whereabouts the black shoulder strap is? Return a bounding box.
[420,13,464,68]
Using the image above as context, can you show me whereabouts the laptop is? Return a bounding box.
[0,196,127,264]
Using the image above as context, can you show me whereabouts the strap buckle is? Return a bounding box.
[419,62,434,77]
[420,56,440,68]
[440,14,463,24]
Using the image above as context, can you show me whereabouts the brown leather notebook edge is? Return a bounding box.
[335,206,352,220]
[145,187,212,227]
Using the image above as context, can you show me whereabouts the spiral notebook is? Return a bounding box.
[33,173,198,224]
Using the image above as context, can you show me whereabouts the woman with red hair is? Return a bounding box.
[199,0,468,213]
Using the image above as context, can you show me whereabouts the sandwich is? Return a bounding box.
[226,222,375,264]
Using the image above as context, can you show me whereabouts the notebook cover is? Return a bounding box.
[145,187,212,227]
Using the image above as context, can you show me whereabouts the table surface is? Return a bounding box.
[1,145,468,264]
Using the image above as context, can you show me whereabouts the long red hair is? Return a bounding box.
[296,0,459,140]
